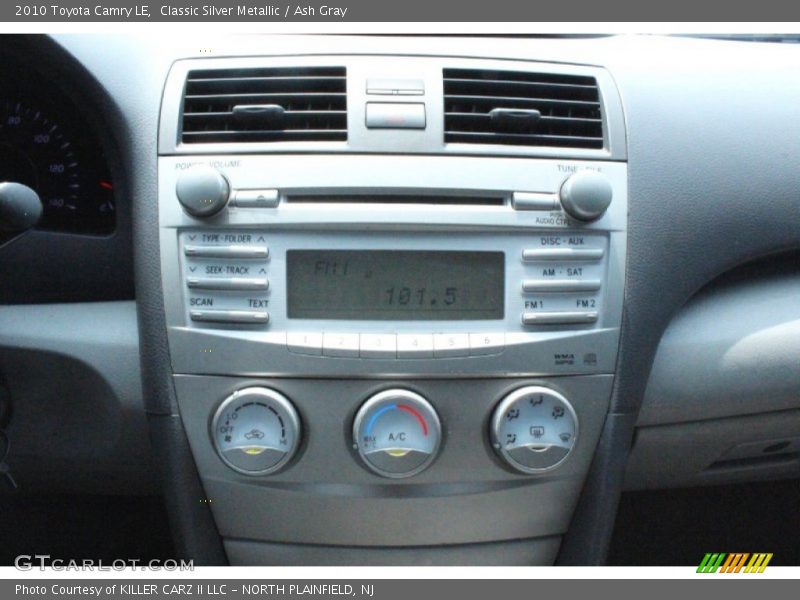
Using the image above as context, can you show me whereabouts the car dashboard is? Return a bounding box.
[0,33,799,566]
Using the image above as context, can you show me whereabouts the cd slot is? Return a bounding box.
[286,194,504,206]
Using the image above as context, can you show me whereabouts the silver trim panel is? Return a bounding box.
[159,56,626,161]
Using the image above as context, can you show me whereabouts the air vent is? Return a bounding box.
[443,68,603,149]
[181,66,347,144]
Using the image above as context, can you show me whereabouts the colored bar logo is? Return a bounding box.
[697,552,773,573]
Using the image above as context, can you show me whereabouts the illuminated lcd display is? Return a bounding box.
[287,250,504,321]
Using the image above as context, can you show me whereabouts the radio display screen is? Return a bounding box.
[287,250,505,321]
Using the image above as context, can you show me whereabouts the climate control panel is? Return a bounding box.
[209,384,579,478]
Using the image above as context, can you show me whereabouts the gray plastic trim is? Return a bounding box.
[639,269,800,426]
[225,536,562,566]
[625,409,800,490]
[0,301,156,494]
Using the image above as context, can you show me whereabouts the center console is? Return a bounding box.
[156,54,627,564]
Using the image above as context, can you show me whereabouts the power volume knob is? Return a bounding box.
[176,167,230,217]
[559,170,613,221]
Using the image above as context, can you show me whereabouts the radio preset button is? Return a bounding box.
[396,334,434,359]
[522,248,604,262]
[468,333,505,356]
[190,309,269,324]
[186,277,269,291]
[287,332,323,356]
[522,279,602,293]
[522,311,598,325]
[231,189,279,208]
[184,245,269,260]
[322,333,360,358]
[359,334,397,359]
[433,333,470,358]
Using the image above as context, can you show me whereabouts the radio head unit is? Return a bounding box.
[158,153,626,378]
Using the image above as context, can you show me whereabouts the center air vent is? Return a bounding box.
[443,68,603,149]
[181,66,347,144]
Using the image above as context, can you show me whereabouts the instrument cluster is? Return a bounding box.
[0,77,116,236]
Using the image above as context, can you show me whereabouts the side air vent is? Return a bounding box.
[443,68,603,149]
[181,66,347,144]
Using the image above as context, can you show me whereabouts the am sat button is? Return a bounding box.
[469,333,505,356]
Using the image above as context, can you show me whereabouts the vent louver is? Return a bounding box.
[443,68,603,149]
[181,66,347,144]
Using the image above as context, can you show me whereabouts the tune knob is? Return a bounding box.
[490,386,578,474]
[559,170,613,221]
[211,387,301,475]
[175,167,230,217]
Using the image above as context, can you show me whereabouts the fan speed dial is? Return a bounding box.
[211,387,300,476]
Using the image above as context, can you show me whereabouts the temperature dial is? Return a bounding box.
[490,386,578,474]
[353,389,441,479]
[211,387,301,476]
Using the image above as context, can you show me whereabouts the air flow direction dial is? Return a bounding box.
[490,386,578,474]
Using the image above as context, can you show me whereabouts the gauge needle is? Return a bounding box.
[99,180,113,190]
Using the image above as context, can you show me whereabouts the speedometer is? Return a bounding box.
[0,99,115,235]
